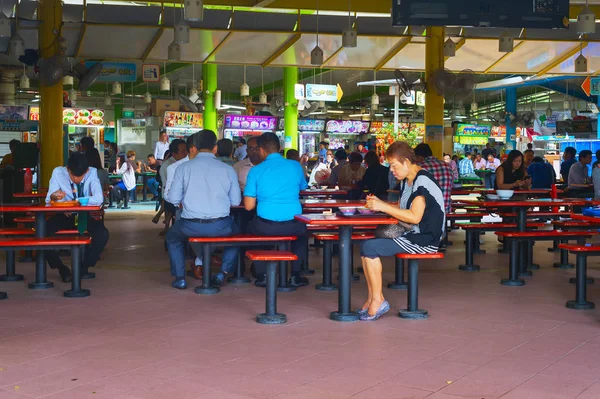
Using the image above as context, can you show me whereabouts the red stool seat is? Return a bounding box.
[245,250,298,262]
[396,253,444,260]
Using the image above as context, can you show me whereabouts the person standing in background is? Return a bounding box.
[234,138,247,161]
[217,139,235,166]
[0,139,20,168]
[154,130,170,162]
[80,136,95,153]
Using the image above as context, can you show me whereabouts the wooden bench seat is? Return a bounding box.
[246,250,298,325]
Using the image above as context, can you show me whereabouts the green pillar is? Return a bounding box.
[114,103,123,145]
[283,66,298,152]
[203,63,218,132]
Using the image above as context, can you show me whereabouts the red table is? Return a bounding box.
[477,198,586,285]
[0,204,102,289]
[294,213,397,322]
[300,189,348,198]
[301,199,367,208]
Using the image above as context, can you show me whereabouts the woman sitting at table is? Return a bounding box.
[495,150,531,190]
[112,152,137,208]
[359,142,445,321]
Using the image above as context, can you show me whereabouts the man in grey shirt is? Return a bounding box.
[166,130,241,290]
[568,150,593,197]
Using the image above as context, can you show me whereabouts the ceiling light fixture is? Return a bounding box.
[160,75,170,91]
[69,88,77,101]
[342,0,357,48]
[174,0,190,44]
[63,75,73,86]
[184,0,203,22]
[104,96,112,106]
[444,38,456,57]
[0,10,10,37]
[258,68,268,104]
[240,65,249,97]
[499,31,514,53]
[577,0,596,34]
[168,41,181,61]
[9,32,24,58]
[112,82,121,95]
[19,64,29,89]
[575,40,588,73]
[311,0,324,65]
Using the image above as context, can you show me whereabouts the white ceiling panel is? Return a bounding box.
[269,34,343,67]
[445,39,523,72]
[382,43,425,71]
[207,32,296,65]
[488,41,579,74]
[79,25,158,59]
[324,36,404,69]
[146,29,230,62]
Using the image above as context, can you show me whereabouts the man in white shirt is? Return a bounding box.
[158,139,187,236]
[154,131,170,161]
[232,137,261,193]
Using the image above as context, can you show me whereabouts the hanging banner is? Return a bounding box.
[224,115,277,131]
[63,108,105,125]
[306,84,343,103]
[163,111,203,129]
[325,120,370,134]
[85,62,137,82]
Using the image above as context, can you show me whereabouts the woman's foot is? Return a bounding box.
[357,299,372,315]
[360,300,390,321]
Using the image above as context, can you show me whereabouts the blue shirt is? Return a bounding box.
[244,153,308,222]
[169,152,241,220]
[458,158,474,175]
[45,167,104,206]
[319,148,327,161]
[528,162,555,189]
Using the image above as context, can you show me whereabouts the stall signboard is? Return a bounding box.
[456,124,490,136]
[29,107,39,121]
[142,64,160,82]
[63,108,104,125]
[491,126,506,138]
[85,62,137,82]
[455,136,489,145]
[370,121,394,134]
[298,119,325,132]
[163,111,203,129]
[326,120,370,134]
[306,84,343,103]
[224,115,277,131]
[0,105,28,121]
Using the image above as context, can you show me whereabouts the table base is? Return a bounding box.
[518,270,533,277]
[256,313,287,325]
[553,262,574,269]
[566,300,595,310]
[194,286,220,295]
[501,278,525,286]
[64,288,90,298]
[278,286,296,293]
[337,274,360,282]
[399,309,428,320]
[527,264,540,270]
[0,274,24,282]
[459,264,480,272]
[316,283,338,291]
[569,277,594,284]
[28,281,53,289]
[330,311,359,322]
[0,292,6,300]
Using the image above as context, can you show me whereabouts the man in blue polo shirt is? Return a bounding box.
[244,132,309,287]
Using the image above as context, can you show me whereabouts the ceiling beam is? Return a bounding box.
[74,23,87,58]
[204,32,233,63]
[261,33,301,67]
[536,42,588,76]
[374,37,411,71]
[537,82,590,102]
[142,28,164,61]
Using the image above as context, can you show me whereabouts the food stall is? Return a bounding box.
[223,114,277,142]
[370,121,423,154]
[63,108,105,160]
[325,120,370,151]
[163,111,203,140]
[453,123,491,155]
[298,119,325,156]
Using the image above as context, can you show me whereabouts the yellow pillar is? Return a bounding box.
[424,26,445,158]
[39,0,64,188]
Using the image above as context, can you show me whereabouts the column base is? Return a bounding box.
[569,277,594,284]
[315,283,338,291]
[256,313,287,324]
[0,274,24,282]
[28,281,53,290]
[387,282,408,290]
[398,309,428,320]
[64,289,90,298]
[566,300,595,310]
[459,264,480,272]
[501,278,525,286]
[194,286,220,295]
[554,262,574,269]
[329,311,360,322]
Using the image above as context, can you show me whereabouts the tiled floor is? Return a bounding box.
[1,209,599,398]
